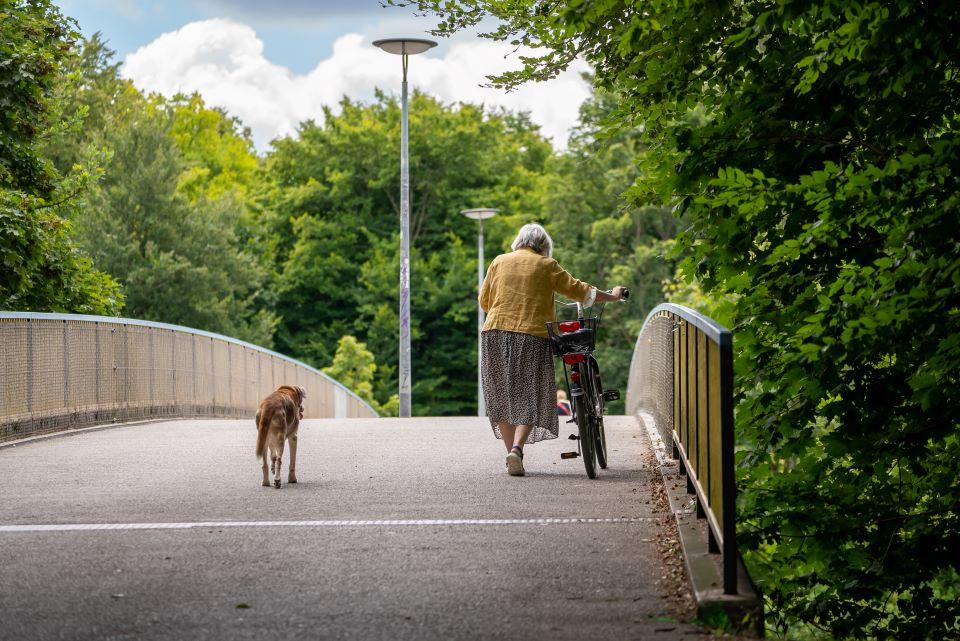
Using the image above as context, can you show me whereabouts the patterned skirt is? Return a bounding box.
[481,329,559,444]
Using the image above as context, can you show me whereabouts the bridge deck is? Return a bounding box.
[0,416,714,640]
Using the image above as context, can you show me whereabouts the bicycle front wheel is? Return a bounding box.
[595,417,608,469]
[586,357,609,469]
[573,392,597,479]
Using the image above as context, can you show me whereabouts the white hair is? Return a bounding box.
[510,223,553,258]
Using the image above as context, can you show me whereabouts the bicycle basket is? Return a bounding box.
[545,317,597,357]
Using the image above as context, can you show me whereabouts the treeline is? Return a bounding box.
[2,2,678,417]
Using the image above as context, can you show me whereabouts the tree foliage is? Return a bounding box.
[48,36,277,345]
[403,0,960,638]
[0,1,121,313]
[323,335,398,416]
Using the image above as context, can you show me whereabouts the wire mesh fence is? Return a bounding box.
[0,313,378,443]
[626,309,675,447]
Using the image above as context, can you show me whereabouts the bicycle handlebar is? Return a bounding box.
[554,288,630,307]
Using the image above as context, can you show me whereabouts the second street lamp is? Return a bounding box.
[373,37,437,418]
[461,208,498,417]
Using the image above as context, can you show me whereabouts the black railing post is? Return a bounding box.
[707,527,720,554]
[720,332,737,595]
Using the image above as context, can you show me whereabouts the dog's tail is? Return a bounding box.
[255,406,273,458]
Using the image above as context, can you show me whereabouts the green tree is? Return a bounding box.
[168,93,259,203]
[323,335,398,416]
[403,0,960,638]
[0,2,121,313]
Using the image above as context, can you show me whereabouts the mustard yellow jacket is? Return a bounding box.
[479,248,595,338]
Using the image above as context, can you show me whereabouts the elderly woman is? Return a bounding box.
[479,223,625,476]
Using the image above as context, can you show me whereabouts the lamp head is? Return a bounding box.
[460,208,499,221]
[373,38,438,56]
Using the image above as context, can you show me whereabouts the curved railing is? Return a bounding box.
[626,303,738,594]
[0,312,378,443]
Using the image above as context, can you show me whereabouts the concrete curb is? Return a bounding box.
[0,418,181,451]
[639,413,764,636]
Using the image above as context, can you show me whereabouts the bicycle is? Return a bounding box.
[546,289,629,479]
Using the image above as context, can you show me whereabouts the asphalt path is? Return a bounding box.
[0,416,712,641]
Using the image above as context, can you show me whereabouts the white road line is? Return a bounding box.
[0,517,656,533]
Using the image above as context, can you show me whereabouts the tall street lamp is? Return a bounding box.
[373,37,437,418]
[461,208,498,417]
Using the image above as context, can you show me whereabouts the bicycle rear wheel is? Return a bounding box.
[573,392,597,479]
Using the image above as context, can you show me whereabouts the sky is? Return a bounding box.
[56,0,592,151]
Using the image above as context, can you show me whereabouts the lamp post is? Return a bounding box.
[460,208,498,416]
[373,37,437,418]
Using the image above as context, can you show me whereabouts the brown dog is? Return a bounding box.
[255,385,306,488]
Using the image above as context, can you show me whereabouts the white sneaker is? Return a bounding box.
[506,450,525,476]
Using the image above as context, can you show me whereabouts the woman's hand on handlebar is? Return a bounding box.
[594,286,629,303]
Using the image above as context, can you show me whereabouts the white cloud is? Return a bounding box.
[121,18,591,151]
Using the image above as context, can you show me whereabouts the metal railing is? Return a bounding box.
[626,303,738,594]
[0,312,378,443]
